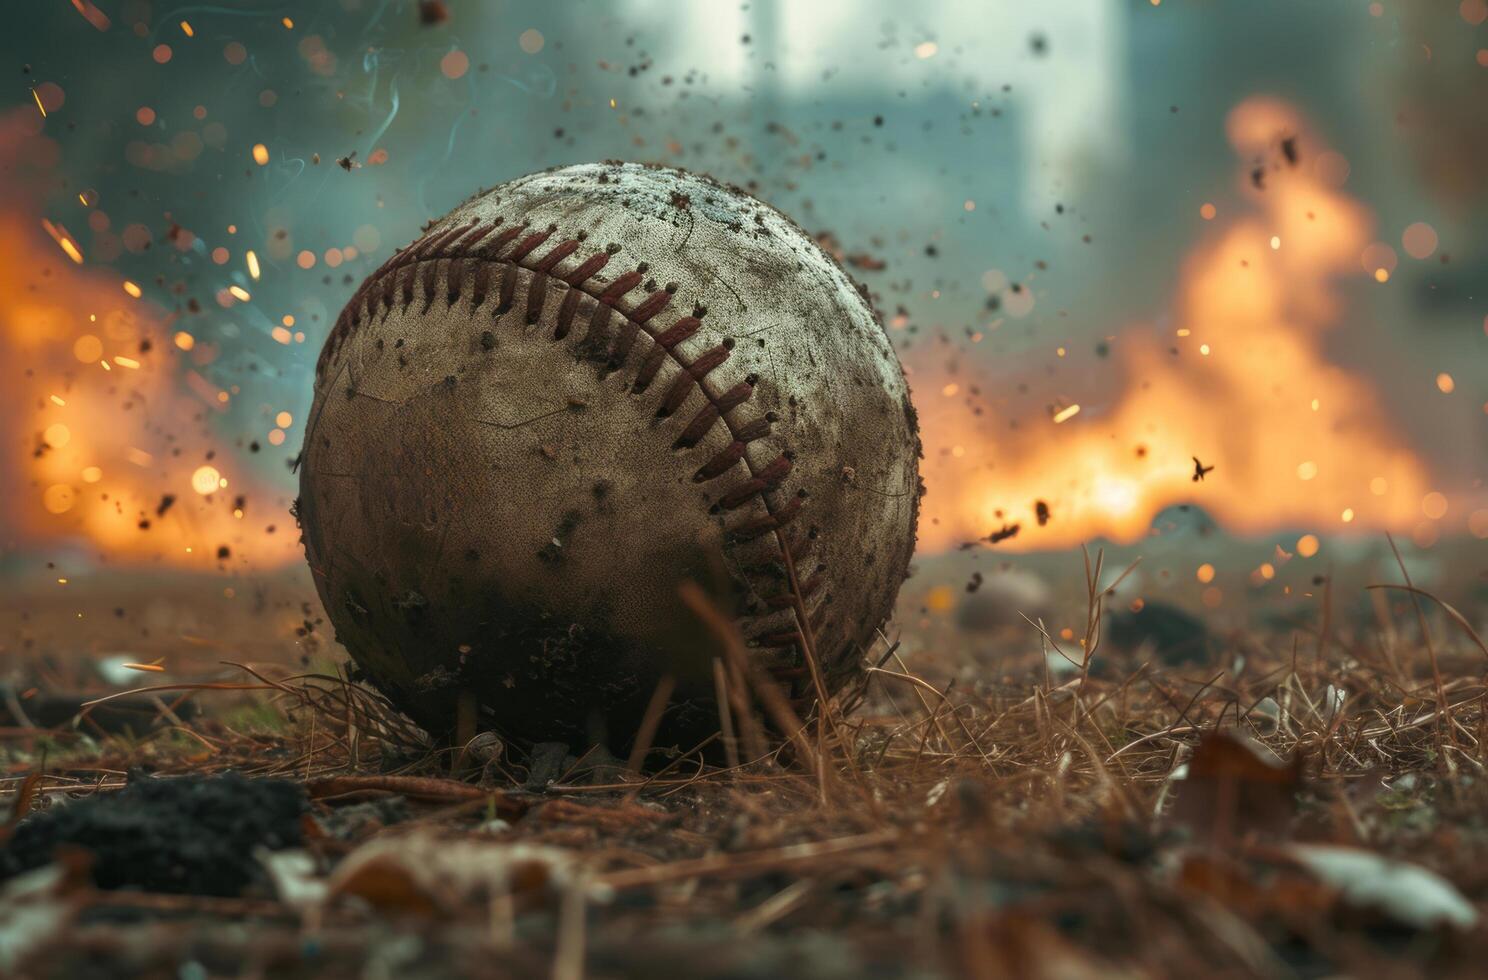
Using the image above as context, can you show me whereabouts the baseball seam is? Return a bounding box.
[317,217,829,660]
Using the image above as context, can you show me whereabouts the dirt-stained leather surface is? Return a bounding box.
[299,162,921,748]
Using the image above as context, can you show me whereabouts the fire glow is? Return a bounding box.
[914,99,1438,552]
[0,111,298,571]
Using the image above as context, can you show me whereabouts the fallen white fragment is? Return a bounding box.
[1290,843,1478,930]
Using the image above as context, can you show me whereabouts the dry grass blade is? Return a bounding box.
[678,580,823,782]
[1365,583,1488,661]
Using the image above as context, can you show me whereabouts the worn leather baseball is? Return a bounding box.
[299,162,920,748]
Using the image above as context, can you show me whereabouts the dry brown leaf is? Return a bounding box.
[1169,730,1303,846]
[327,831,580,919]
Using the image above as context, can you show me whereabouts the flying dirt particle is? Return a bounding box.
[418,1,450,26]
[987,523,1020,544]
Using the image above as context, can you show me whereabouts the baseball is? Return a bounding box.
[298,162,920,748]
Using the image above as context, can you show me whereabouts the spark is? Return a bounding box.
[69,0,111,31]
[113,355,140,369]
[41,219,83,263]
[122,280,142,297]
[31,88,46,118]
[246,249,261,280]
[121,662,166,672]
[228,285,251,302]
[179,20,194,37]
[1052,404,1081,424]
[252,143,270,165]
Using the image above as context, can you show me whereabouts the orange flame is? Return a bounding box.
[0,111,298,571]
[916,98,1434,552]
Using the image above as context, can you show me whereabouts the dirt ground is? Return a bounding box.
[3,554,1488,979]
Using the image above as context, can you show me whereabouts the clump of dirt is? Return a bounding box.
[0,772,306,897]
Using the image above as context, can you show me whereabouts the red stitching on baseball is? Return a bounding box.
[657,372,691,415]
[730,494,804,542]
[628,288,674,324]
[631,344,667,393]
[533,238,580,273]
[507,227,555,262]
[446,257,467,305]
[496,264,517,314]
[554,285,582,340]
[586,304,616,358]
[686,342,731,379]
[599,270,644,304]
[475,223,526,259]
[414,221,475,261]
[469,261,492,309]
[418,261,439,313]
[524,272,549,324]
[719,454,792,509]
[655,316,701,348]
[606,313,637,369]
[752,606,829,650]
[765,570,823,609]
[450,221,495,254]
[565,251,610,286]
[398,263,417,308]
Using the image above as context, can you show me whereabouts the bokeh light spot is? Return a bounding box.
[191,465,222,495]
[43,484,75,514]
[440,49,469,79]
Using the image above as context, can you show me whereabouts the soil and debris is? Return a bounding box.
[1,773,305,897]
[2,562,1487,978]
